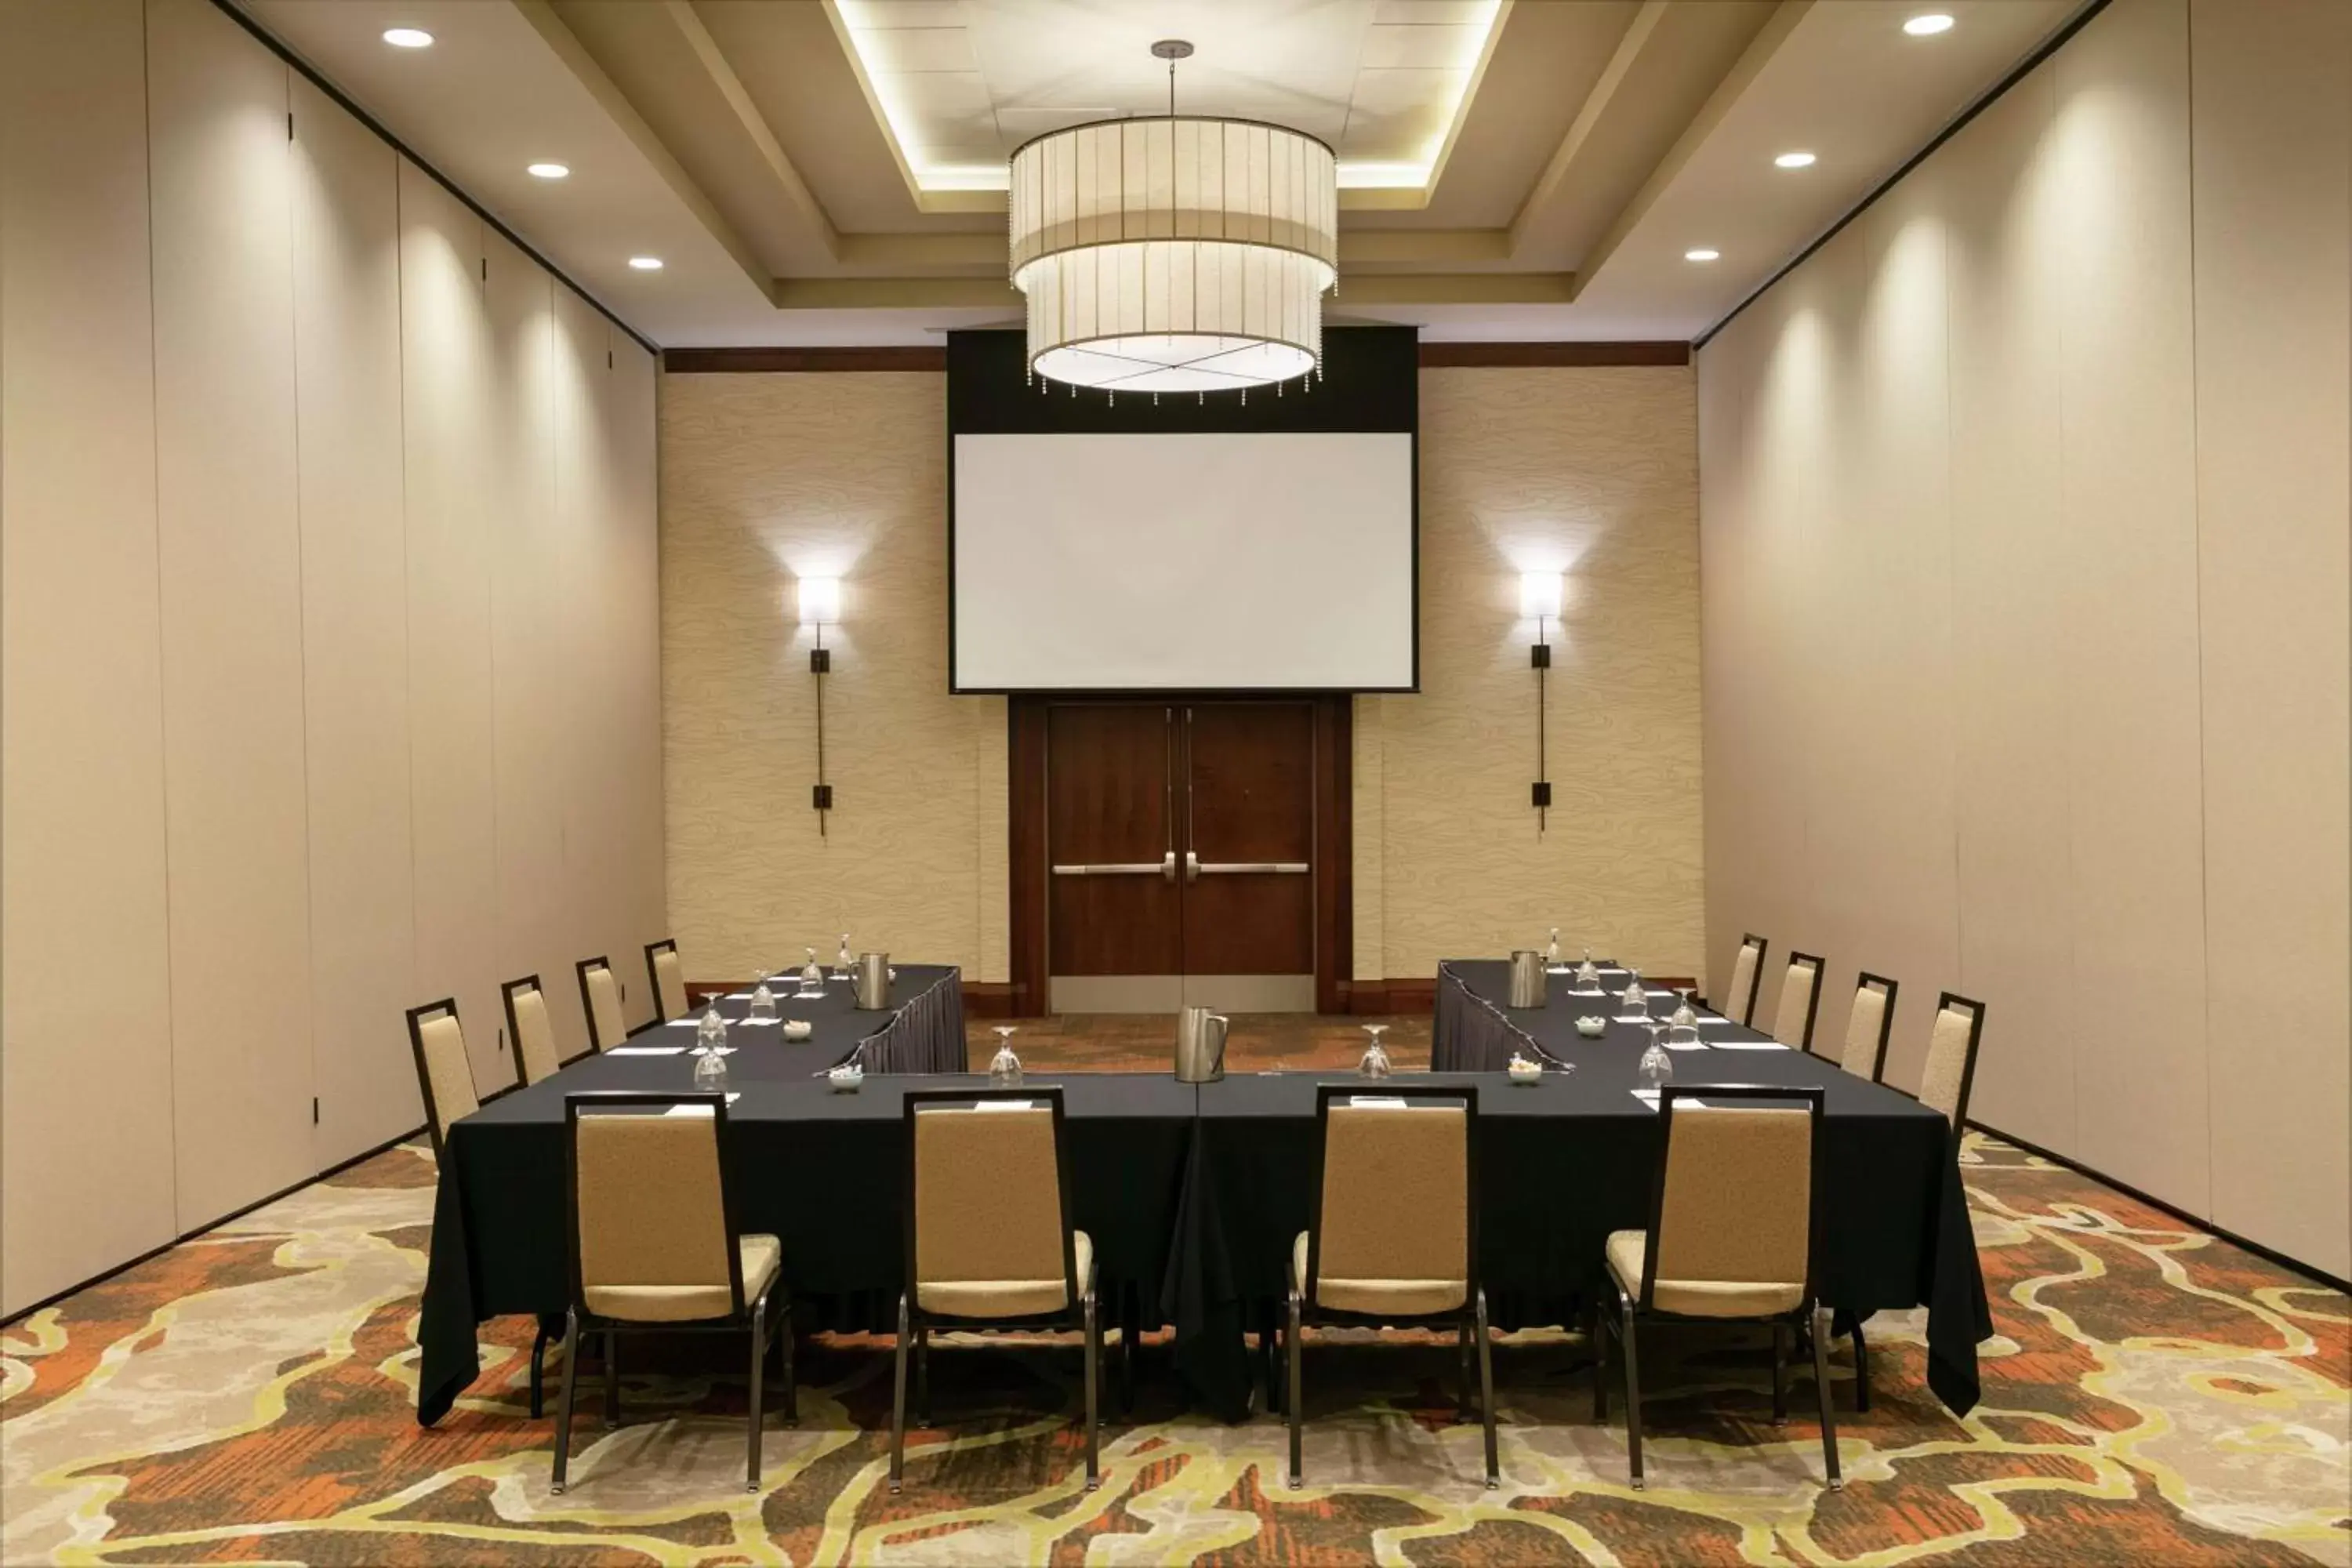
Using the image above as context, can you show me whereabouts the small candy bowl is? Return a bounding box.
[827,1062,864,1093]
[1575,1015,1608,1038]
[1507,1054,1544,1085]
[783,1019,814,1042]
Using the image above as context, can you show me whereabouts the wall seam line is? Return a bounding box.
[2182,0,2218,1224]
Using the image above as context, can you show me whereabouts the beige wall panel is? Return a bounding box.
[2047,0,2209,1213]
[661,373,995,980]
[1697,296,1769,1003]
[1351,699,1386,980]
[1377,368,1703,980]
[485,230,566,1072]
[975,693,1011,983]
[0,0,179,1314]
[399,159,503,1085]
[1941,71,2081,1151]
[605,332,668,1000]
[2189,0,2352,1277]
[147,0,318,1230]
[289,76,419,1162]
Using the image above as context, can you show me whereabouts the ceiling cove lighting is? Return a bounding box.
[1685,248,1721,263]
[527,162,570,180]
[1775,151,1818,169]
[1008,40,1338,395]
[626,256,663,270]
[381,27,433,48]
[1904,13,1957,35]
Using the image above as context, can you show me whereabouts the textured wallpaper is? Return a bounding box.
[1358,368,1704,981]
[660,365,1702,989]
[660,372,1008,982]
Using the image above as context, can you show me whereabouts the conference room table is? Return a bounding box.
[416,959,1989,1428]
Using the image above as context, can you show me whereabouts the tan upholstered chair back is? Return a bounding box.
[1312,1105,1469,1309]
[1918,1001,1980,1123]
[1726,938,1763,1024]
[583,963,626,1050]
[1771,956,1820,1047]
[650,944,688,1022]
[575,1110,735,1319]
[1840,980,1890,1076]
[415,1007,479,1139]
[510,982,561,1084]
[1653,1105,1812,1297]
[913,1106,1069,1315]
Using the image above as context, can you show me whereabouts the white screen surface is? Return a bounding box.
[953,432,1414,690]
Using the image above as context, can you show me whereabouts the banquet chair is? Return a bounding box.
[645,938,689,1023]
[405,998,481,1159]
[893,1087,1100,1494]
[1715,934,1769,1025]
[576,956,630,1051]
[1771,952,1824,1053]
[1595,1084,1839,1490]
[1835,972,1900,1080]
[1284,1085,1494,1491]
[1917,993,1988,1127]
[550,1091,793,1495]
[500,975,564,1086]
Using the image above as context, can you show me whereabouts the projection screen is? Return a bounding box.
[951,430,1414,691]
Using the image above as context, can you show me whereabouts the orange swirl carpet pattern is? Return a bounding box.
[4,1021,2346,1566]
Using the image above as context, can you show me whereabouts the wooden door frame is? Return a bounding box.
[1008,694,1352,1016]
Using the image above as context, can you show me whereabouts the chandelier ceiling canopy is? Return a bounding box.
[1007,42,1338,395]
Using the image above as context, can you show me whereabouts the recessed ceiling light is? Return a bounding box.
[381,27,433,48]
[1685,248,1721,263]
[1904,13,1956,35]
[527,162,570,180]
[1774,151,1817,169]
[627,256,664,271]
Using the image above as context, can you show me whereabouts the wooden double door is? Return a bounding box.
[1035,700,1327,1013]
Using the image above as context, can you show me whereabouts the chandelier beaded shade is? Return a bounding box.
[1008,114,1338,394]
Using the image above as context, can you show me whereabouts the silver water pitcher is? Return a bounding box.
[1508,949,1548,1009]
[1174,1006,1230,1083]
[854,951,891,1010]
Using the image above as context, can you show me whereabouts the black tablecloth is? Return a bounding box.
[1163,963,1989,1419]
[416,964,979,1425]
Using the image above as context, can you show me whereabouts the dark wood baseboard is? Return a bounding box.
[1338,978,1436,1014]
[964,982,1020,1018]
[1968,1117,2350,1295]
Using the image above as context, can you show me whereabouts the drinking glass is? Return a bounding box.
[833,934,853,979]
[1358,1024,1392,1080]
[1668,1022,1700,1051]
[1545,927,1564,971]
[988,1025,1024,1087]
[1575,948,1601,988]
[797,947,826,997]
[692,1044,730,1091]
[747,972,777,1022]
[1639,1022,1673,1091]
[1620,969,1650,1022]
[1670,987,1697,1029]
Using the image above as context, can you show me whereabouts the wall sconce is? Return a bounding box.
[798,576,841,833]
[1520,572,1563,829]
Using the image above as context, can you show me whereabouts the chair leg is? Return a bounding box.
[529,1323,551,1418]
[1619,1294,1645,1491]
[1813,1305,1843,1490]
[1475,1290,1498,1490]
[1285,1294,1305,1490]
[889,1294,910,1495]
[746,1298,767,1493]
[1456,1319,1474,1424]
[914,1319,931,1428]
[1119,1292,1137,1416]
[1082,1291,1101,1491]
[1848,1319,1871,1413]
[602,1330,620,1428]
[778,1300,797,1428]
[550,1309,580,1494]
[1771,1321,1790,1425]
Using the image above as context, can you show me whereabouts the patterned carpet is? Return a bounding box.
[3,1018,2346,1566]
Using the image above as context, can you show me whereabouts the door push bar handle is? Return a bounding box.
[1051,853,1180,880]
[1194,859,1310,876]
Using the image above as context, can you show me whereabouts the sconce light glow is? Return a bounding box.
[381,27,434,47]
[1774,151,1818,169]
[1519,571,1564,622]
[527,162,570,180]
[626,256,664,271]
[1904,13,1956,35]
[1684,248,1721,263]
[797,575,842,626]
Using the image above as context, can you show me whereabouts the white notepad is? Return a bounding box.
[1348,1096,1410,1109]
[1613,1014,1657,1024]
[973,1100,1034,1112]
[1662,1040,1709,1051]
[1710,1040,1791,1051]
[1632,1090,1708,1110]
[665,1095,740,1115]
[734,1018,779,1027]
[609,1045,686,1056]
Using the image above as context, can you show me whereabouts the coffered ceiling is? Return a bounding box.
[239,0,2083,347]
